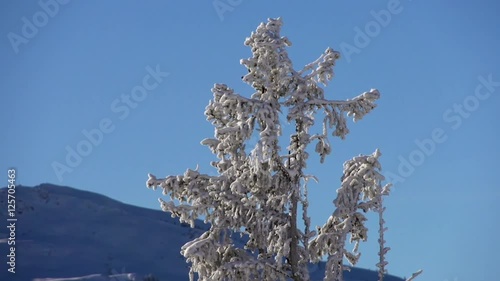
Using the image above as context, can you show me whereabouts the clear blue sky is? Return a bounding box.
[1,1,499,280]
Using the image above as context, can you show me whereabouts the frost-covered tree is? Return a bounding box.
[146,18,419,281]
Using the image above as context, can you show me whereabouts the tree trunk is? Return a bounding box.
[289,190,301,281]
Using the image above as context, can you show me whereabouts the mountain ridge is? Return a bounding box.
[0,184,405,281]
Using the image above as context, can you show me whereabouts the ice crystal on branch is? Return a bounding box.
[146,18,419,281]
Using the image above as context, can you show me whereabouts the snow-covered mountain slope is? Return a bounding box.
[0,184,405,281]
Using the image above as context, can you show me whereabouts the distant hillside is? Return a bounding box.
[0,184,405,281]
